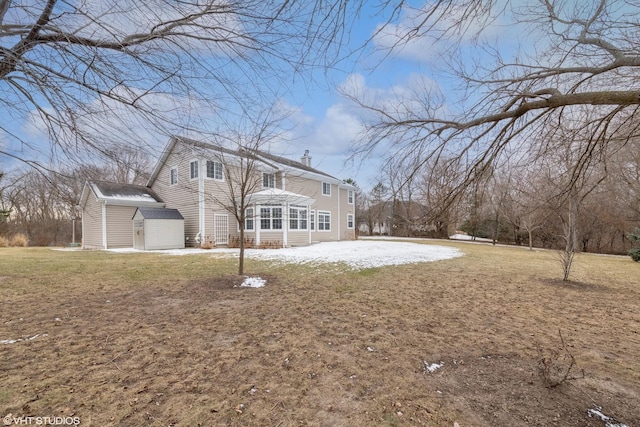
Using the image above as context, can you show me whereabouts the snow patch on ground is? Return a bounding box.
[239,276,266,288]
[587,407,629,427]
[107,240,463,269]
[423,361,445,373]
[242,240,462,269]
[1,333,47,345]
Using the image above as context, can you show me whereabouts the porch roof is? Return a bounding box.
[246,188,315,206]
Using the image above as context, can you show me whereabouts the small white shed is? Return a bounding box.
[133,207,185,250]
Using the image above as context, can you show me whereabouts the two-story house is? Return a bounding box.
[80,136,356,249]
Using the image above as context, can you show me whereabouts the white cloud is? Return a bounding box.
[372,1,509,63]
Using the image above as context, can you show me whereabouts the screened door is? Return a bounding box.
[214,214,229,245]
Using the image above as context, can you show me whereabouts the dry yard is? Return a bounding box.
[1,240,639,426]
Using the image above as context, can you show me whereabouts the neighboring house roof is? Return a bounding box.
[134,207,184,220]
[146,136,353,187]
[79,180,164,208]
[246,188,315,206]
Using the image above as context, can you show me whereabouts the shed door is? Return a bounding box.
[214,214,229,245]
[133,219,145,250]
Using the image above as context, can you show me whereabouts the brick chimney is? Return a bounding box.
[301,149,311,167]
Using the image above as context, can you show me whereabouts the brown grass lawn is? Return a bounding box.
[0,241,639,426]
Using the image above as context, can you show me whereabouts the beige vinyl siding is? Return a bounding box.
[286,175,340,242]
[105,205,137,248]
[82,192,104,249]
[260,231,284,246]
[287,231,309,247]
[203,171,237,245]
[151,147,200,246]
[340,187,356,241]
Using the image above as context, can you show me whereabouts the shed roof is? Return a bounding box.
[79,180,164,208]
[134,207,184,220]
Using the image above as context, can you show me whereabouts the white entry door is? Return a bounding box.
[214,214,229,245]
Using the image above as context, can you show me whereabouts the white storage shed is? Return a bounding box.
[133,207,185,250]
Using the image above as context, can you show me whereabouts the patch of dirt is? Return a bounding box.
[539,278,609,292]
[1,249,639,426]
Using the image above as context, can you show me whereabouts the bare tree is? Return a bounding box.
[0,0,372,169]
[348,0,640,203]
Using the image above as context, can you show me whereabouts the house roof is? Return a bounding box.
[80,181,164,207]
[146,136,349,187]
[134,207,184,220]
[246,188,315,206]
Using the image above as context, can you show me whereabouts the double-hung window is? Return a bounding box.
[348,190,354,204]
[310,210,315,231]
[260,206,282,230]
[289,206,308,230]
[190,160,199,179]
[170,167,178,185]
[347,214,354,229]
[318,211,331,231]
[263,173,275,188]
[206,160,223,180]
[245,208,254,231]
[322,182,331,196]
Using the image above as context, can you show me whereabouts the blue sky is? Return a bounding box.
[0,0,541,190]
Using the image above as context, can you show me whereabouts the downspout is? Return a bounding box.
[198,160,205,240]
[255,205,261,246]
[337,185,341,241]
[101,201,107,249]
[80,205,85,249]
[307,203,312,245]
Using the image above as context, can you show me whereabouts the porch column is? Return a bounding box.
[255,205,261,246]
[282,202,288,248]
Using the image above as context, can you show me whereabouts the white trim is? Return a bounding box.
[198,165,205,238]
[101,201,107,249]
[348,189,354,204]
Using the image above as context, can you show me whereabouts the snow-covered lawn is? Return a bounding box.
[241,240,462,269]
[108,239,463,269]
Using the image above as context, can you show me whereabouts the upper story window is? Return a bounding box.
[190,160,199,180]
[263,173,275,188]
[170,167,178,186]
[322,182,331,196]
[206,160,223,180]
[348,190,354,204]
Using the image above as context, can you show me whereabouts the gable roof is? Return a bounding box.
[134,207,184,220]
[146,136,344,187]
[79,180,164,208]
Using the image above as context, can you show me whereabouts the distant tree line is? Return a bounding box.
[0,147,150,246]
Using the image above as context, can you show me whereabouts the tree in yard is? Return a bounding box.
[368,181,389,235]
[347,0,640,213]
[216,120,283,276]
